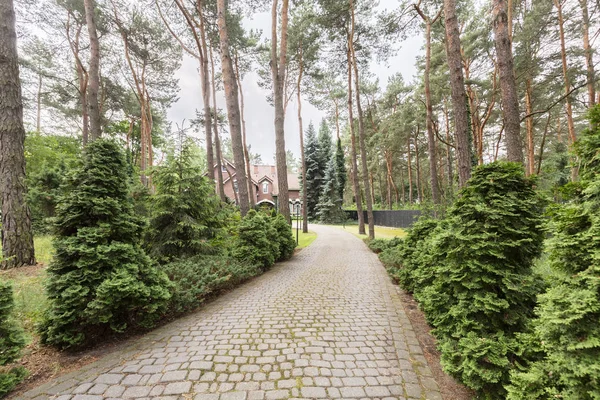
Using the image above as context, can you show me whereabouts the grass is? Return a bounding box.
[291,228,317,249]
[0,236,54,336]
[329,223,407,239]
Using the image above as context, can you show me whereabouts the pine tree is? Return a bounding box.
[335,138,347,202]
[316,158,345,223]
[303,122,322,220]
[40,139,172,348]
[507,106,600,399]
[145,138,224,262]
[0,281,27,396]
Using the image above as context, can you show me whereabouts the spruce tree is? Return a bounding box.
[145,138,224,262]
[303,122,322,220]
[507,106,600,399]
[335,138,347,203]
[40,140,172,348]
[317,119,333,172]
[316,158,345,223]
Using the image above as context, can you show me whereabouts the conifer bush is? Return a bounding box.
[232,210,278,269]
[39,139,172,349]
[419,162,546,398]
[271,214,296,261]
[162,255,261,314]
[0,281,28,397]
[145,139,224,262]
[507,106,600,399]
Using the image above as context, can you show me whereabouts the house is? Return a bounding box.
[212,160,302,214]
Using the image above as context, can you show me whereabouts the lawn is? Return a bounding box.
[330,223,407,239]
[292,228,317,249]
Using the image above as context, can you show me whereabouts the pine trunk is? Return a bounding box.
[493,0,523,164]
[234,54,255,207]
[0,0,36,268]
[271,0,290,221]
[216,0,249,215]
[296,49,308,233]
[580,0,595,107]
[443,0,471,187]
[407,134,413,204]
[209,46,226,202]
[83,0,101,141]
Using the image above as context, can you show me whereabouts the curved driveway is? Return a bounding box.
[21,225,442,400]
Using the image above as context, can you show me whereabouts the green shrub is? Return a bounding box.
[271,214,296,261]
[40,139,172,349]
[419,162,546,398]
[232,210,278,269]
[145,139,225,262]
[507,106,600,399]
[367,237,402,254]
[0,281,27,397]
[162,255,261,314]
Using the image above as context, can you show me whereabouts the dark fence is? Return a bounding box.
[344,210,422,229]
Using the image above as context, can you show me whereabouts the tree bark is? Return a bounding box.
[0,0,36,268]
[296,43,308,233]
[209,45,226,202]
[443,0,471,187]
[234,54,255,207]
[580,0,595,107]
[493,0,523,164]
[525,77,535,175]
[216,0,249,215]
[415,127,423,202]
[444,98,453,199]
[270,0,291,221]
[83,0,102,141]
[350,0,374,239]
[346,33,365,235]
[197,0,214,183]
[407,134,413,204]
[66,13,89,146]
[415,3,442,205]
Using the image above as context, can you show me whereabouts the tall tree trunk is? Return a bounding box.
[346,34,365,234]
[415,127,423,202]
[0,0,35,268]
[415,4,442,205]
[350,0,374,239]
[407,134,413,204]
[525,77,535,175]
[580,0,595,107]
[198,3,214,183]
[443,0,471,187]
[216,0,249,215]
[537,114,551,175]
[444,98,454,199]
[270,0,290,221]
[493,0,523,164]
[234,54,254,208]
[296,44,308,233]
[66,14,89,145]
[83,0,101,141]
[209,46,226,202]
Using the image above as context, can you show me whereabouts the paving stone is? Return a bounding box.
[17,226,443,400]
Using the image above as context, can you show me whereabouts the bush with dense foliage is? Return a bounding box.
[0,281,27,397]
[232,210,279,269]
[145,139,225,262]
[418,162,546,398]
[162,255,261,314]
[271,214,296,261]
[39,139,172,349]
[507,106,600,399]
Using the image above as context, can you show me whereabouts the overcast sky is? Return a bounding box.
[166,1,424,163]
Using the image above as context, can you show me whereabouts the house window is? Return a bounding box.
[221,165,227,172]
[262,182,269,194]
[234,180,239,193]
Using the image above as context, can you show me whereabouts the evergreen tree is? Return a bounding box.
[334,138,347,203]
[419,162,546,398]
[317,119,333,172]
[40,140,172,348]
[508,106,600,399]
[0,281,27,396]
[303,122,322,220]
[316,158,345,223]
[145,138,225,262]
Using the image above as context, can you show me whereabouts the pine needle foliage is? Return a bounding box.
[304,123,322,220]
[335,138,347,202]
[316,158,345,223]
[419,162,546,398]
[232,210,279,269]
[507,106,600,399]
[39,139,172,349]
[0,281,27,397]
[271,214,296,262]
[145,139,225,262]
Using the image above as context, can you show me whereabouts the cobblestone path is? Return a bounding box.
[20,225,442,400]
